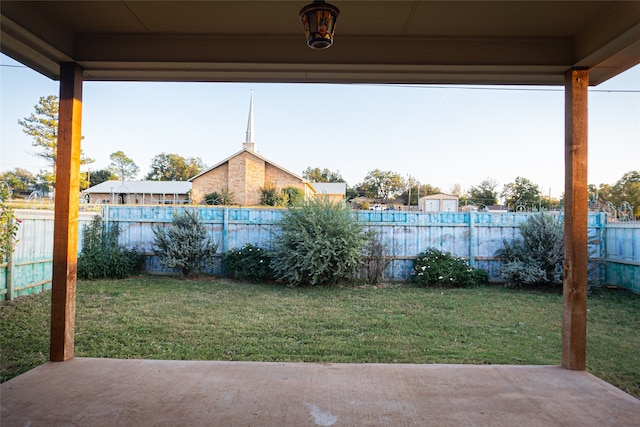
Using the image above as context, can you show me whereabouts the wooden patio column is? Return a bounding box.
[562,68,589,370]
[50,63,83,362]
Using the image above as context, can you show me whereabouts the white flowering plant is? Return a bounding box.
[222,243,274,282]
[411,248,488,287]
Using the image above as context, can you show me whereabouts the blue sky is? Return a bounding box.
[1,52,638,199]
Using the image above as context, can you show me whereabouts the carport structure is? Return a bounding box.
[2,2,640,425]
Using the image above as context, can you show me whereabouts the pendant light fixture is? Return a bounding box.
[299,0,340,49]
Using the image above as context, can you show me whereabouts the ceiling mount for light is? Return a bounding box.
[299,0,340,49]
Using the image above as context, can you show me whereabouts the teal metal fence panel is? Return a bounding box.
[3,206,635,300]
[103,206,608,284]
[604,223,640,293]
[102,206,282,275]
[0,209,97,300]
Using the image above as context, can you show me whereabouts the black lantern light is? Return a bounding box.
[299,0,340,49]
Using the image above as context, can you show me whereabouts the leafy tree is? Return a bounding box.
[19,95,58,167]
[108,151,139,181]
[501,176,541,211]
[0,168,36,194]
[152,210,218,276]
[89,168,116,187]
[347,184,366,200]
[18,95,94,187]
[34,170,54,194]
[400,182,441,205]
[467,178,499,206]
[611,171,640,216]
[359,169,406,199]
[146,153,205,181]
[450,183,462,197]
[302,167,346,183]
[271,198,370,286]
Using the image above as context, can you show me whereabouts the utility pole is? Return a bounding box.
[407,175,412,210]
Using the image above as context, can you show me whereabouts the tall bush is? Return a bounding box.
[496,213,564,286]
[77,216,143,279]
[152,209,218,276]
[271,198,370,286]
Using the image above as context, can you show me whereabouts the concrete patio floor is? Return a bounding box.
[1,358,639,426]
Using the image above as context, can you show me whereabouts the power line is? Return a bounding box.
[376,84,640,93]
[2,63,638,92]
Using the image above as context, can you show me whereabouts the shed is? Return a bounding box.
[419,194,459,212]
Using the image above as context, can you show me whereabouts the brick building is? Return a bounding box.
[189,94,315,206]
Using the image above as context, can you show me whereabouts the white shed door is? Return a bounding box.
[425,200,440,212]
[442,200,457,212]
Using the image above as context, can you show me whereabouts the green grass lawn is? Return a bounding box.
[1,276,639,398]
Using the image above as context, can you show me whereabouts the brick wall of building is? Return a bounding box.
[190,163,229,203]
[229,152,266,205]
[190,151,312,206]
[265,165,307,192]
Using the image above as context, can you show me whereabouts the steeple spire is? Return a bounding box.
[243,91,255,152]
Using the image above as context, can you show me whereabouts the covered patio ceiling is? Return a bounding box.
[1,0,639,376]
[2,1,640,85]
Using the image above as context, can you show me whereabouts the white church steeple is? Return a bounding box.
[243,91,256,152]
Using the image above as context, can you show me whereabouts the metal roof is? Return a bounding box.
[311,183,347,195]
[84,180,191,194]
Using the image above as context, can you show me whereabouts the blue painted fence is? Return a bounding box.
[604,223,640,293]
[2,206,637,300]
[0,209,97,300]
[101,206,607,283]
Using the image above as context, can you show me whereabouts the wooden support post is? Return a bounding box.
[562,68,589,370]
[50,63,83,362]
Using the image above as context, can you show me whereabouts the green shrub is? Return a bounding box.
[77,216,143,279]
[271,198,370,286]
[495,213,564,287]
[222,243,274,282]
[411,248,488,287]
[204,190,234,205]
[282,186,304,206]
[152,209,218,276]
[260,184,288,206]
